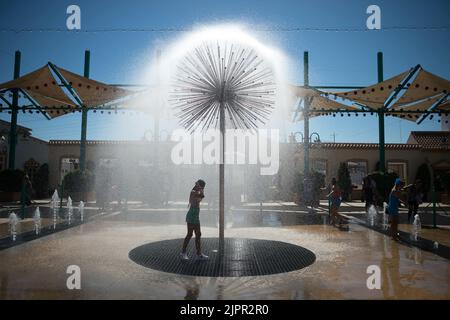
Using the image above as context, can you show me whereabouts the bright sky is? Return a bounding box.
[0,0,449,143]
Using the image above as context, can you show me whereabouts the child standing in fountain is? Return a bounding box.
[328,178,344,227]
[180,179,209,261]
[388,178,406,241]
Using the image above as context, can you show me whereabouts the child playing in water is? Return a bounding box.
[328,178,344,227]
[388,178,406,241]
[180,179,209,260]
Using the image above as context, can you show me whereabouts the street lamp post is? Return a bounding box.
[292,131,321,210]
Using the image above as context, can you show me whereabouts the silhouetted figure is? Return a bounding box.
[327,178,343,227]
[388,178,405,241]
[180,179,209,260]
[406,180,423,223]
[363,176,376,209]
[22,175,33,206]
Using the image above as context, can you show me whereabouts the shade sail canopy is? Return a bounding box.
[395,69,450,105]
[310,95,357,111]
[438,101,450,111]
[289,85,364,121]
[332,70,410,109]
[288,85,322,98]
[0,64,135,119]
[25,91,77,118]
[56,66,133,106]
[391,94,444,111]
[0,65,76,106]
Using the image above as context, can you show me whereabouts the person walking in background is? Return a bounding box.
[20,175,33,219]
[388,178,406,241]
[22,175,33,206]
[363,175,378,209]
[180,179,209,261]
[406,180,422,223]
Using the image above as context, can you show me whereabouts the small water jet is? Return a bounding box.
[33,207,41,235]
[411,214,421,241]
[367,205,377,227]
[51,189,60,229]
[67,196,73,225]
[382,202,389,230]
[79,201,85,222]
[9,212,19,241]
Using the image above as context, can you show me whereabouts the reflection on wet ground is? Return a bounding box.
[107,207,325,227]
[0,203,449,299]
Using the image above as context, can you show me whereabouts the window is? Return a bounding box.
[60,157,79,182]
[312,159,327,177]
[388,162,407,184]
[347,160,367,189]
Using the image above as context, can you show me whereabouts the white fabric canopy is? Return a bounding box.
[0,65,76,106]
[396,69,450,105]
[310,95,357,111]
[391,94,444,111]
[56,66,134,106]
[288,85,322,98]
[26,91,76,118]
[438,100,450,111]
[332,71,410,109]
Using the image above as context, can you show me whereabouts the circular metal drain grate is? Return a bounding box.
[129,238,316,277]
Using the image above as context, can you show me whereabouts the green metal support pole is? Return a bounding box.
[8,51,21,169]
[303,51,310,175]
[432,185,437,228]
[426,160,437,228]
[80,50,90,172]
[377,52,385,175]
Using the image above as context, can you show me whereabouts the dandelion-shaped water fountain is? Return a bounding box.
[33,207,41,235]
[67,196,73,225]
[170,40,276,253]
[9,212,19,241]
[79,201,85,222]
[51,189,60,229]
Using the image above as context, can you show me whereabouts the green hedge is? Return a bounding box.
[62,170,95,193]
[368,171,398,204]
[292,171,325,197]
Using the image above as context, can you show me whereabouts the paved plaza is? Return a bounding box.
[0,202,449,300]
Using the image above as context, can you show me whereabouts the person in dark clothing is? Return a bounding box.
[363,176,376,209]
[407,180,423,223]
[388,178,406,241]
[180,179,209,261]
[22,175,33,206]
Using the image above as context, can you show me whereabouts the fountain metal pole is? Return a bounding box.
[219,102,225,254]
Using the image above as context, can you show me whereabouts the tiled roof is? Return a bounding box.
[49,140,152,145]
[410,131,450,149]
[311,143,420,150]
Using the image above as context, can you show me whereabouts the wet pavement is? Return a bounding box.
[0,203,449,300]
